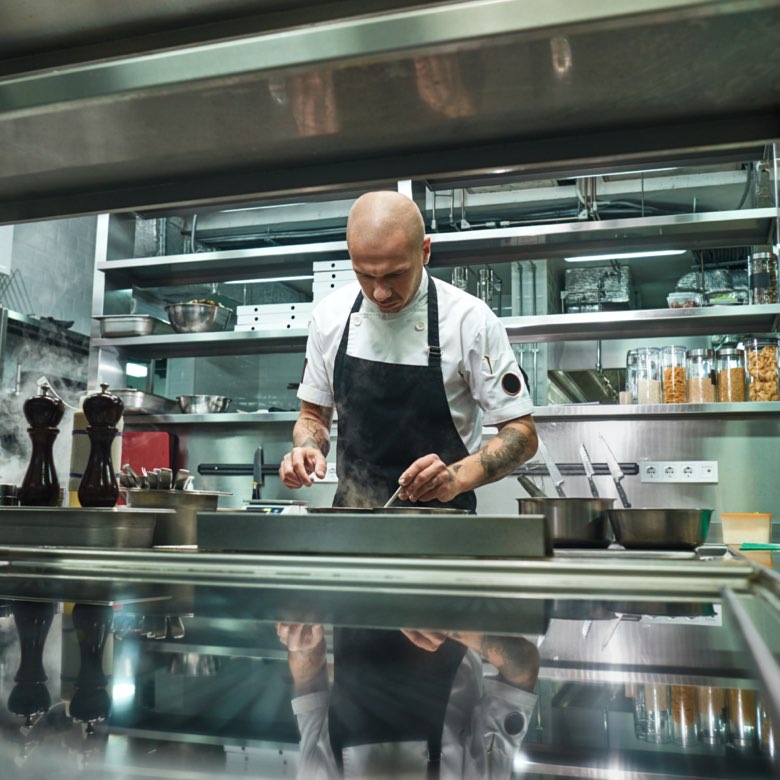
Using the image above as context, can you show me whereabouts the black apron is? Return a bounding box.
[331,274,476,512]
[328,276,473,774]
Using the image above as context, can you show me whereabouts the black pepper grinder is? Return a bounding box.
[8,601,55,727]
[78,384,124,508]
[69,604,113,731]
[19,383,65,507]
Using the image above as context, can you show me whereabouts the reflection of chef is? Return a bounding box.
[289,70,340,137]
[414,54,475,118]
[277,624,539,779]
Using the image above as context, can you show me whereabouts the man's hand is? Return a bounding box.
[398,454,462,503]
[279,447,327,488]
[280,401,333,488]
[276,623,327,693]
[401,629,449,652]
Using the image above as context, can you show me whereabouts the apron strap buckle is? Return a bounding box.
[427,345,442,367]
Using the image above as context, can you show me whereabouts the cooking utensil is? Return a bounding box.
[517,475,548,499]
[166,301,232,333]
[113,388,177,415]
[158,468,173,490]
[599,435,631,508]
[580,444,599,498]
[122,464,141,488]
[384,484,403,508]
[536,437,566,497]
[94,315,169,338]
[378,506,467,515]
[173,469,190,490]
[177,395,232,414]
[607,508,713,549]
[518,497,614,547]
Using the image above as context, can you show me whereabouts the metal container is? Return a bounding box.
[177,395,232,414]
[377,506,469,515]
[607,508,712,549]
[517,497,614,547]
[0,507,161,547]
[123,489,228,546]
[114,388,177,415]
[166,301,232,333]
[94,315,168,337]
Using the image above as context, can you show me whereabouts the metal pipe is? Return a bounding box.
[721,587,780,736]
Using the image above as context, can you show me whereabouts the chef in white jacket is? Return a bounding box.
[277,623,539,780]
[279,190,537,511]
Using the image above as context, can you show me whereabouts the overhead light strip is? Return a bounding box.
[224,274,314,284]
[564,250,686,263]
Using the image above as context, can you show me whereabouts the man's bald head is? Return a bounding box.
[346,191,425,255]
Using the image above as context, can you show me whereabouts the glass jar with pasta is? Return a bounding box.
[716,347,746,403]
[686,348,716,403]
[661,345,687,404]
[745,336,779,402]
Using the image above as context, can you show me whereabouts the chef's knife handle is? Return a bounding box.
[587,478,600,499]
[615,480,631,508]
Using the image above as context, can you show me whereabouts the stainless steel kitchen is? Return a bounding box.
[0,2,779,778]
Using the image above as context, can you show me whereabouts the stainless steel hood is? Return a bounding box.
[1,0,779,224]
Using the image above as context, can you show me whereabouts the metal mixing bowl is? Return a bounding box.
[607,508,713,549]
[166,301,232,333]
[177,395,232,413]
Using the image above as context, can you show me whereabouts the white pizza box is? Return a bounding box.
[237,302,314,316]
[313,269,356,282]
[313,280,355,301]
[236,312,310,325]
[313,259,353,273]
[235,321,309,332]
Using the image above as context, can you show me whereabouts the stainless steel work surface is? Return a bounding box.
[196,511,551,557]
[1,1,779,220]
[0,506,169,548]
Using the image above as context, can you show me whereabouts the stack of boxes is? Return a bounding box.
[234,259,356,331]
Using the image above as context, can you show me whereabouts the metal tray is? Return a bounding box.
[94,315,170,337]
[0,507,169,548]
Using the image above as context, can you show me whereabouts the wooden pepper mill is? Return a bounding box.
[78,384,124,508]
[19,383,65,506]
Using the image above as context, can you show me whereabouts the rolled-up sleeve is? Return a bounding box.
[291,691,339,780]
[297,317,335,408]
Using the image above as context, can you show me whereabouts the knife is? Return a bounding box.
[579,444,599,498]
[599,435,631,508]
[536,437,566,498]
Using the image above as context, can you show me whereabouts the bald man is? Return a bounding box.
[279,190,537,512]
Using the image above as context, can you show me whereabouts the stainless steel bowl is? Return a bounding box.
[518,497,615,547]
[114,388,177,415]
[166,302,232,333]
[607,508,712,549]
[177,395,232,414]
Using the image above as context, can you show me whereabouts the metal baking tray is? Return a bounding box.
[94,314,170,337]
[0,507,170,548]
[197,512,551,557]
[114,388,178,415]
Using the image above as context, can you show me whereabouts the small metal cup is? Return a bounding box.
[0,484,19,507]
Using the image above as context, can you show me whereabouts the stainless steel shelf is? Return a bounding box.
[97,209,776,286]
[123,411,300,425]
[98,242,348,286]
[503,304,780,343]
[93,328,308,358]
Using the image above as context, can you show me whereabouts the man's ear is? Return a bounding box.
[422,236,432,266]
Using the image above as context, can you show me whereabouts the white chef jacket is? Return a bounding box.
[291,648,538,780]
[298,271,533,454]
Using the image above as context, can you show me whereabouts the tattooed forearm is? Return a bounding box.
[293,416,331,455]
[478,635,540,691]
[478,424,534,484]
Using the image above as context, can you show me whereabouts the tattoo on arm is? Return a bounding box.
[479,425,531,483]
[478,635,540,690]
[293,414,331,456]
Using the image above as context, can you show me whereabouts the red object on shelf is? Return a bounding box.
[121,431,174,472]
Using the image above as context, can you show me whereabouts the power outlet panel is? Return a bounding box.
[640,461,718,483]
[312,462,339,483]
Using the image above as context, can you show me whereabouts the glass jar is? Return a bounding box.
[717,347,746,402]
[745,337,780,402]
[671,685,697,745]
[625,349,639,404]
[686,348,716,403]
[636,347,661,404]
[643,684,672,743]
[748,251,778,304]
[727,687,758,749]
[661,345,687,404]
[697,686,727,744]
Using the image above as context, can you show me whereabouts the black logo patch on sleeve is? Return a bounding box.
[501,372,522,396]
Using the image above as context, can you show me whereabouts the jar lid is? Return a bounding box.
[716,347,744,357]
[751,251,777,260]
[686,348,714,359]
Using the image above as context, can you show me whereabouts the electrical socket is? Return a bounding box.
[312,462,339,483]
[640,461,718,483]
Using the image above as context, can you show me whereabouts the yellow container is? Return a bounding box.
[720,513,772,545]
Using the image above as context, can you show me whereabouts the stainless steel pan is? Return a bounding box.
[607,508,712,549]
[517,497,614,547]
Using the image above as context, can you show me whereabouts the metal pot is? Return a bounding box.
[177,395,231,414]
[607,508,712,549]
[518,497,615,547]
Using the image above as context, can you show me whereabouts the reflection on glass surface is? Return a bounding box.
[0,589,776,779]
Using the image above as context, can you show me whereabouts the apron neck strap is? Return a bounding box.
[426,275,441,368]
